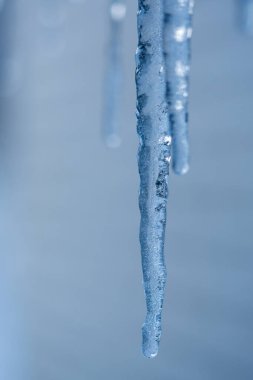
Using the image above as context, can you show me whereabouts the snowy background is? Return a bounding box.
[0,0,253,379]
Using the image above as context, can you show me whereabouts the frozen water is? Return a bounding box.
[136,0,171,358]
[163,0,194,175]
[103,0,126,148]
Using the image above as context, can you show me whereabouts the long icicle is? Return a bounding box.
[103,0,126,148]
[136,0,171,358]
[163,0,194,175]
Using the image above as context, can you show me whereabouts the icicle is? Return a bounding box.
[238,0,253,35]
[136,0,171,358]
[38,0,67,28]
[38,0,68,58]
[0,0,5,12]
[103,0,126,148]
[163,0,194,175]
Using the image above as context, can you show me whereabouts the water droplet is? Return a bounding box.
[110,2,126,21]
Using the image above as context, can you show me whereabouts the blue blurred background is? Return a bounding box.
[0,0,253,379]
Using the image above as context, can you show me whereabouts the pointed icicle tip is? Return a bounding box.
[142,322,160,359]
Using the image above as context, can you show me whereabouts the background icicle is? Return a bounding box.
[238,0,253,35]
[103,0,126,148]
[163,0,194,175]
[136,0,171,358]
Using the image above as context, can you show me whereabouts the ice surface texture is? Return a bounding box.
[163,0,194,175]
[136,0,171,358]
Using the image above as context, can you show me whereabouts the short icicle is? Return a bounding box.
[163,0,194,175]
[136,0,171,358]
[103,0,126,148]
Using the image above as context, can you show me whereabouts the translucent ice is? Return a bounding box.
[163,0,194,175]
[136,0,171,358]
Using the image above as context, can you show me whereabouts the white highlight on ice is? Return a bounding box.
[159,135,172,145]
[174,26,187,42]
[110,3,126,21]
[175,60,189,77]
[175,100,184,111]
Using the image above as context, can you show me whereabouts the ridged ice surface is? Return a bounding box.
[103,0,126,148]
[1,0,253,378]
[163,0,194,175]
[136,0,171,358]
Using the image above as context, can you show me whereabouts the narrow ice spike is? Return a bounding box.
[136,0,171,358]
[163,0,194,175]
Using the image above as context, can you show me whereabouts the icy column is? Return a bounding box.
[136,0,171,358]
[238,0,253,35]
[163,0,194,175]
[103,0,126,148]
